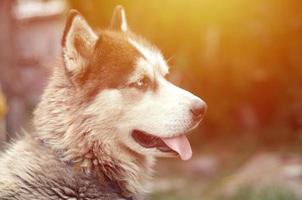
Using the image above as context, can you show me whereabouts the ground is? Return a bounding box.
[150,135,302,200]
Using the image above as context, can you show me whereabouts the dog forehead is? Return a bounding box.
[90,31,140,83]
[78,31,141,100]
[79,31,169,100]
[91,31,169,82]
[94,31,139,66]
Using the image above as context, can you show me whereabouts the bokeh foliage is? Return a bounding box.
[69,0,302,144]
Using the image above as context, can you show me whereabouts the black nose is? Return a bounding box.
[190,100,207,120]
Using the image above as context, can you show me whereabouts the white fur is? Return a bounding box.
[84,52,205,158]
[121,9,128,32]
[128,38,169,76]
[127,58,154,84]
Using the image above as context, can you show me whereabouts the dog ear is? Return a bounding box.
[61,10,97,73]
[109,5,128,32]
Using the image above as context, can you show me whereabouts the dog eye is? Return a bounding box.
[130,77,150,90]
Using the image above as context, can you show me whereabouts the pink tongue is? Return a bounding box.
[161,135,192,161]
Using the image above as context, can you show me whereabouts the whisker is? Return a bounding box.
[166,55,175,64]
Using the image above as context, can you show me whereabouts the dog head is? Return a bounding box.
[60,6,206,161]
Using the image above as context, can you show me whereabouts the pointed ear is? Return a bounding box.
[61,10,97,73]
[109,5,128,32]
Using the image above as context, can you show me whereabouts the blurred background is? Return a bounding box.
[1,0,302,199]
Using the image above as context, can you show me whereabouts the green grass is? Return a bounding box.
[150,185,300,200]
[221,185,299,200]
[150,192,187,200]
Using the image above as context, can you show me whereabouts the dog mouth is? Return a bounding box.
[132,130,192,160]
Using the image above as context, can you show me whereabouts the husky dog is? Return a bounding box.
[0,6,206,200]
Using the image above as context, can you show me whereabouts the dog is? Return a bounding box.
[0,6,206,200]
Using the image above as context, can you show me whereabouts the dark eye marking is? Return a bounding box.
[128,76,150,90]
